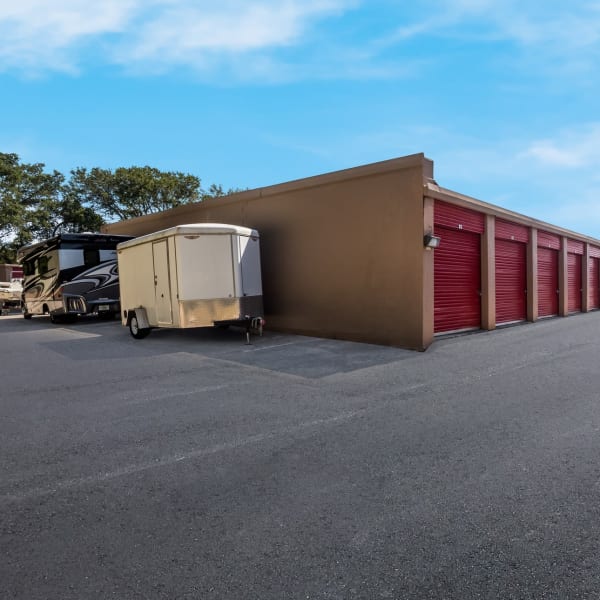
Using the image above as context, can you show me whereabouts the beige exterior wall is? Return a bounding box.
[582,244,590,313]
[481,215,496,330]
[422,197,435,348]
[559,238,569,317]
[104,154,433,350]
[528,228,538,322]
[104,154,600,350]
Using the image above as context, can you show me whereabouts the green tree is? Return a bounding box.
[66,166,203,222]
[0,152,66,262]
[1,153,237,263]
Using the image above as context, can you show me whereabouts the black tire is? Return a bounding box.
[23,312,33,320]
[129,314,150,339]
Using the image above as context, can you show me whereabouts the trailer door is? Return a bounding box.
[153,240,173,325]
[236,234,262,297]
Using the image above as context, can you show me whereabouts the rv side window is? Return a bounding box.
[38,256,49,274]
[23,260,35,276]
[84,249,100,267]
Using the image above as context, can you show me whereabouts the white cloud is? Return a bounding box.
[0,0,358,76]
[113,0,360,79]
[1,0,599,80]
[522,124,600,169]
[130,1,349,54]
[381,1,600,62]
[524,144,584,169]
[0,0,139,73]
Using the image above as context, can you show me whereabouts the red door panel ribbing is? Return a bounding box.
[434,226,481,333]
[568,253,582,313]
[567,239,584,255]
[495,220,529,243]
[589,257,600,310]
[434,200,485,233]
[538,231,561,250]
[495,239,527,324]
[537,247,559,317]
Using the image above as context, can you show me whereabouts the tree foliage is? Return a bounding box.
[0,152,233,263]
[66,166,202,222]
[0,152,66,262]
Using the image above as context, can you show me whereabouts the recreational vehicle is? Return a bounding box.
[18,233,133,322]
[59,259,123,320]
[117,223,264,340]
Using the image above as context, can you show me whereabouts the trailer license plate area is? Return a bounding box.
[98,305,110,311]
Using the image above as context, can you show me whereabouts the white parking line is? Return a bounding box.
[243,341,300,352]
[1,408,365,505]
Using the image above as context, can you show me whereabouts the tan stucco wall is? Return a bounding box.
[104,154,433,350]
[481,214,496,330]
[528,228,538,322]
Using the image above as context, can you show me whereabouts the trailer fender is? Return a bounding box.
[127,307,151,339]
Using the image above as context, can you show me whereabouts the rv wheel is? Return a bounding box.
[129,314,151,339]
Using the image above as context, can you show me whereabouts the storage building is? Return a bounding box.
[103,153,600,350]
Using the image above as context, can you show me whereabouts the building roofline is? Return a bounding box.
[425,181,600,246]
[102,153,433,231]
[240,152,432,201]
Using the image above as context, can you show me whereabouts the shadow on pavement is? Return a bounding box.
[8,315,415,379]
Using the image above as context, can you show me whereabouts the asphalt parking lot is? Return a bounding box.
[1,312,600,599]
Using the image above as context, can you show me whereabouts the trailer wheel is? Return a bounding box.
[23,312,32,320]
[129,314,151,339]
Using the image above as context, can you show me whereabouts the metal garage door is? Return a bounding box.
[434,201,484,334]
[495,220,528,324]
[537,247,559,317]
[537,231,560,318]
[589,254,600,310]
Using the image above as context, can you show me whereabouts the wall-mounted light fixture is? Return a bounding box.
[423,233,441,249]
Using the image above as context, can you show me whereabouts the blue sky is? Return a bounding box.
[1,0,600,236]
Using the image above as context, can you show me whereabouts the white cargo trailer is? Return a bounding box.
[117,223,264,340]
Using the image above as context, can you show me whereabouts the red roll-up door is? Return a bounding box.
[589,256,600,310]
[434,226,482,333]
[495,238,527,324]
[537,247,559,317]
[568,253,582,313]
